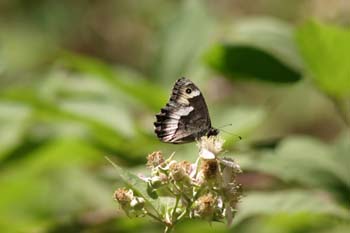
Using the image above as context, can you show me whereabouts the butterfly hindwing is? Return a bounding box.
[154,77,218,144]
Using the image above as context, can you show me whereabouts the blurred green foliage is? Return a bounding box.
[0,0,349,233]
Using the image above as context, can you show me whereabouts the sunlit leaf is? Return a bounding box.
[296,21,350,98]
[0,102,32,161]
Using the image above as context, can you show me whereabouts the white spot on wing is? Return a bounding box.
[176,106,194,116]
[168,113,181,120]
[164,125,177,131]
[165,119,178,125]
[163,135,173,141]
[177,88,201,105]
[178,96,189,105]
[189,89,200,98]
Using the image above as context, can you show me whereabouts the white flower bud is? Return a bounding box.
[130,197,145,210]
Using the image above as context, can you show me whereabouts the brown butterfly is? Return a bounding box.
[154,77,219,144]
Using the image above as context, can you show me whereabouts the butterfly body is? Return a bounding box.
[154,77,219,144]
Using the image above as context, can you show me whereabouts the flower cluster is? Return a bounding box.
[113,136,242,232]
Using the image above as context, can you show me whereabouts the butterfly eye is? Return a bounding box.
[186,88,192,94]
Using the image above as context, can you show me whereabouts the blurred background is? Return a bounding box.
[0,0,349,232]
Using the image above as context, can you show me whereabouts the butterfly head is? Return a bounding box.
[207,127,219,137]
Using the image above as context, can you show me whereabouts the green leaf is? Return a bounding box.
[205,19,302,83]
[243,135,350,205]
[60,52,167,111]
[234,190,350,225]
[0,102,32,161]
[37,70,136,137]
[0,86,161,162]
[0,88,127,151]
[205,18,303,83]
[0,139,109,233]
[236,212,349,233]
[296,21,350,98]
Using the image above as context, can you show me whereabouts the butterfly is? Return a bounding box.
[154,77,219,144]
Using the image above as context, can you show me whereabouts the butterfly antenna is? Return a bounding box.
[217,124,242,140]
[221,129,242,140]
[217,123,233,128]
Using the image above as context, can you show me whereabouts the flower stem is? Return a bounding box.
[172,195,180,221]
[146,211,163,224]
